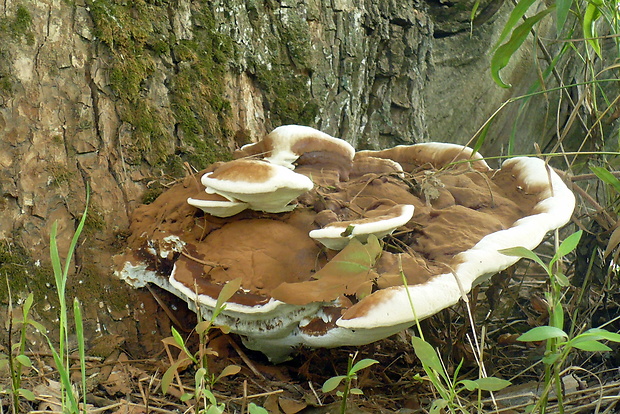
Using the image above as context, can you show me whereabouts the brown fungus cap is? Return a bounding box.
[235,125,355,184]
[201,159,314,213]
[116,134,575,361]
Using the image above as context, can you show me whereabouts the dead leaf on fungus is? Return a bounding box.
[271,235,382,305]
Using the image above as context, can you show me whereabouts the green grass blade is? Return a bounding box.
[590,165,620,193]
[494,0,538,49]
[49,222,63,292]
[74,298,87,412]
[583,2,602,57]
[491,7,554,88]
[471,122,489,157]
[62,186,90,280]
[47,338,79,413]
[556,0,573,34]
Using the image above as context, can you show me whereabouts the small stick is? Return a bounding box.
[227,336,266,381]
[242,379,248,414]
[146,284,190,333]
[181,249,227,269]
[308,381,323,406]
[230,389,284,400]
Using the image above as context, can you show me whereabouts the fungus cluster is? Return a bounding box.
[115,125,575,362]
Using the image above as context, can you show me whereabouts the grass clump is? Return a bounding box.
[1,188,90,413]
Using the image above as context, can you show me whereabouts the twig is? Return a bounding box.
[308,381,323,406]
[146,284,191,333]
[181,249,227,269]
[229,389,284,400]
[226,336,266,381]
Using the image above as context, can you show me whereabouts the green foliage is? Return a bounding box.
[45,188,90,413]
[161,278,248,413]
[500,231,620,413]
[410,335,510,413]
[1,292,41,413]
[322,352,378,414]
[490,0,617,87]
[491,7,554,88]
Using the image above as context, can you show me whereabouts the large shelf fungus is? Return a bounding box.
[115,126,575,362]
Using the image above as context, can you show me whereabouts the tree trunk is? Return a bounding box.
[0,0,524,354]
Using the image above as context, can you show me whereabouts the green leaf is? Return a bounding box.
[411,336,445,377]
[491,7,554,88]
[542,352,561,365]
[590,166,620,193]
[583,2,602,57]
[322,375,346,393]
[214,277,242,314]
[583,328,620,343]
[216,364,241,382]
[555,230,583,259]
[195,320,213,335]
[517,326,568,342]
[180,392,194,402]
[499,246,548,273]
[171,326,185,349]
[350,358,378,375]
[22,293,34,319]
[571,340,612,352]
[460,379,479,391]
[349,388,364,395]
[195,367,207,385]
[18,388,36,401]
[430,399,448,414]
[494,0,538,49]
[161,358,191,394]
[15,354,32,367]
[554,272,570,287]
[206,405,225,414]
[204,388,218,406]
[27,319,47,334]
[556,0,573,34]
[472,377,512,391]
[161,366,175,394]
[248,403,269,414]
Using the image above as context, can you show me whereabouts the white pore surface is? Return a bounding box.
[186,197,249,217]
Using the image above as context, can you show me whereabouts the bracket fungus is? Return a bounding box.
[115,126,575,362]
[201,159,314,214]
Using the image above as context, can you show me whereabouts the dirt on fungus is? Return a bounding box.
[118,158,539,310]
